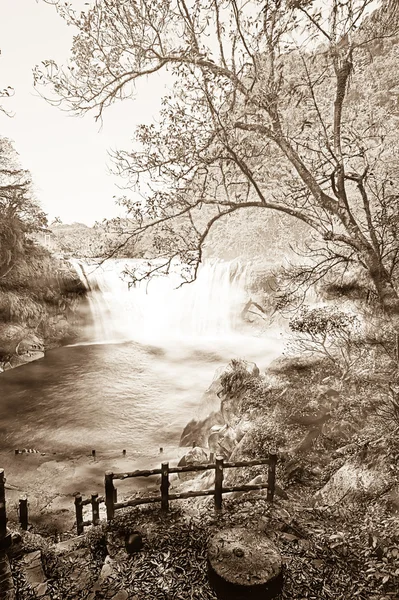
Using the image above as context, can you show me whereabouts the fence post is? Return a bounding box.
[91,493,100,526]
[161,462,170,512]
[74,493,84,535]
[267,453,278,502]
[0,470,6,542]
[19,496,28,531]
[105,471,115,521]
[215,456,224,511]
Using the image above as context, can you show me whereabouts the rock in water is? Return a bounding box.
[208,528,282,600]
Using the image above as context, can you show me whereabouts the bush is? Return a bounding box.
[288,305,364,379]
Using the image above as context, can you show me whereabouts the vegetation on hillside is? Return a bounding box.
[0,137,86,370]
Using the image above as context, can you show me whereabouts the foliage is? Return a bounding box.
[0,137,86,367]
[219,358,257,398]
[36,0,399,314]
[48,221,113,258]
[376,385,399,430]
[288,305,364,378]
[0,137,47,278]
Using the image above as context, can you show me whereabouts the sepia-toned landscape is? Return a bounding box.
[1,1,399,599]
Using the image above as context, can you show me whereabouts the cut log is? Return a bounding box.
[208,528,282,600]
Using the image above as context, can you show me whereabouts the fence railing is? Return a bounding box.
[104,453,278,521]
[74,488,118,535]
[1,453,278,538]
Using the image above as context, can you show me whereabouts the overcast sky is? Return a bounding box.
[0,0,167,225]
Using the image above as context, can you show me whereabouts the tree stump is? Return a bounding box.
[208,528,282,600]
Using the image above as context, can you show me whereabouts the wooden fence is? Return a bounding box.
[1,454,278,538]
[74,488,117,535]
[0,471,31,537]
[103,453,278,521]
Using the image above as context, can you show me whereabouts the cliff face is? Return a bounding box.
[0,243,87,371]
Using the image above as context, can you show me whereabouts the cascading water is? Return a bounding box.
[72,259,252,343]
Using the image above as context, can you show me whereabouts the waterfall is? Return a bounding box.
[72,259,251,343]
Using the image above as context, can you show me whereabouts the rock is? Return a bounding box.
[315,460,393,507]
[220,360,260,425]
[179,446,208,466]
[21,551,48,597]
[99,556,115,580]
[178,447,209,480]
[180,360,260,448]
[208,425,238,459]
[180,411,224,448]
[16,335,44,355]
[112,591,129,600]
[217,425,238,458]
[9,352,45,368]
[125,532,143,554]
[53,535,85,555]
[208,527,283,600]
[208,426,224,455]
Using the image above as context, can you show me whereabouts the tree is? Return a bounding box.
[0,137,47,278]
[0,49,14,117]
[35,0,399,314]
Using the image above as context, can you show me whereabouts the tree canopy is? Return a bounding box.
[0,137,47,278]
[36,0,399,313]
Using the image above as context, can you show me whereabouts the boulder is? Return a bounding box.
[208,426,224,455]
[20,551,48,598]
[180,412,224,448]
[9,352,44,368]
[125,532,143,554]
[16,335,44,355]
[314,460,393,507]
[208,425,238,459]
[217,425,238,459]
[178,447,209,481]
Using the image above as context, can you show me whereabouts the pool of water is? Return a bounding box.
[0,333,284,457]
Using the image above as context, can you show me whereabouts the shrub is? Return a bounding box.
[288,305,364,379]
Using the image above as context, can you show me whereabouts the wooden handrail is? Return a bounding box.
[105,453,278,521]
[71,454,278,533]
[112,457,273,480]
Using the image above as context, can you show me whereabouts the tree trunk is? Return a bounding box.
[363,250,399,317]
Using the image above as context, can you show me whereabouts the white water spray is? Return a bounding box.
[73,259,252,343]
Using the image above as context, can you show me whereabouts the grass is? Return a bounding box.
[0,242,86,367]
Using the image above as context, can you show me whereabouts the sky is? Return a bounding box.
[0,0,168,225]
